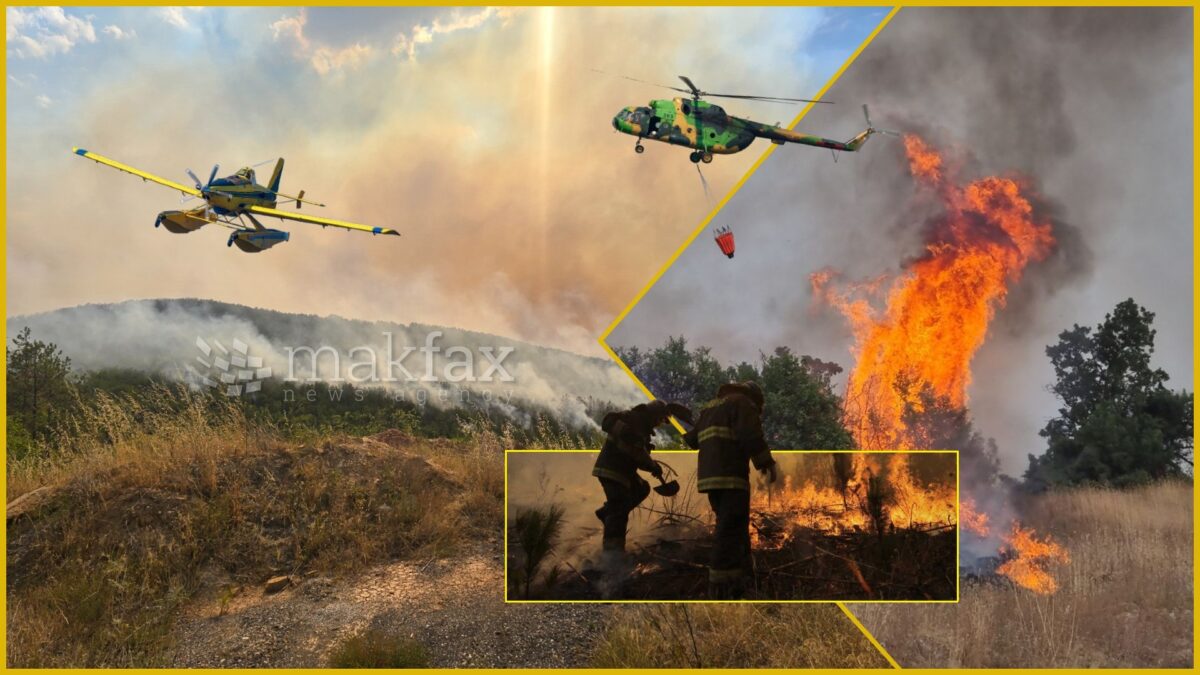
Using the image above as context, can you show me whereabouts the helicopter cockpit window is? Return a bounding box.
[681,101,691,115]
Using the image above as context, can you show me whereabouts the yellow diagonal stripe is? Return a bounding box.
[596,5,905,669]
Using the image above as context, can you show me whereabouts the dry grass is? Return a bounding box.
[5,387,504,668]
[852,481,1193,667]
[593,604,891,668]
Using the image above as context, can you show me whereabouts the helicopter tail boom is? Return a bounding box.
[757,104,898,152]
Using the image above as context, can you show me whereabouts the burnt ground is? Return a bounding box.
[531,511,957,602]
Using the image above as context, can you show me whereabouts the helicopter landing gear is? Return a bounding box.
[635,141,645,154]
[701,152,714,164]
[689,151,702,163]
[689,151,713,164]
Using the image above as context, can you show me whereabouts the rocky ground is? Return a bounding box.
[170,540,610,668]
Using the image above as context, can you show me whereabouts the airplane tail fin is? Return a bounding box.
[268,158,284,193]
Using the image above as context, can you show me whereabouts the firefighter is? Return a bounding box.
[592,400,692,555]
[684,381,777,599]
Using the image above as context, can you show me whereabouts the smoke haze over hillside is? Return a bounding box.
[8,299,644,428]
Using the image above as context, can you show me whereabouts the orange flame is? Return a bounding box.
[811,134,1070,593]
[996,523,1070,595]
[960,497,991,537]
[750,454,956,549]
[811,134,1056,449]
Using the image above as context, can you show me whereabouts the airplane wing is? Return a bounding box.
[246,205,399,236]
[72,147,202,197]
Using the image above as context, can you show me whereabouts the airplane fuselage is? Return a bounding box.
[204,175,277,215]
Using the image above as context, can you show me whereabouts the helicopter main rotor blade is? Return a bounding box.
[678,75,702,96]
[590,69,677,90]
[703,93,833,105]
[591,69,695,95]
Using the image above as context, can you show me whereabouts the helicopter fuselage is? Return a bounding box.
[612,98,757,155]
[613,96,878,163]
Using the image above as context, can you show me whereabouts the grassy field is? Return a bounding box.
[592,604,889,668]
[5,389,504,667]
[6,388,889,668]
[853,481,1193,668]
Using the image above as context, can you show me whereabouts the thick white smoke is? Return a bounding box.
[7,298,645,429]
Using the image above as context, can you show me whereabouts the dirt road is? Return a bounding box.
[170,544,610,668]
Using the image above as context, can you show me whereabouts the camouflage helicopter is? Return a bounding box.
[611,75,895,163]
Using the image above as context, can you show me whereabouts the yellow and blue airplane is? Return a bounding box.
[72,148,398,252]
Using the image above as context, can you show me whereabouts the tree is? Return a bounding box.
[6,327,75,447]
[1026,299,1193,488]
[617,338,854,450]
[900,383,1001,488]
[616,337,736,407]
[759,347,854,449]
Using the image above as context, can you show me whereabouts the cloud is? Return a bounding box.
[157,7,203,30]
[271,7,511,74]
[34,94,52,109]
[6,7,97,59]
[390,7,514,61]
[102,25,136,41]
[270,9,374,75]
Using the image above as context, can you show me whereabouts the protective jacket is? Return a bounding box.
[685,384,774,492]
[591,403,663,487]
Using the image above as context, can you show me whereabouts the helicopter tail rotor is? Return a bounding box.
[863,105,900,137]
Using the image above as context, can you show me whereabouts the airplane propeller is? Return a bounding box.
[187,164,220,192]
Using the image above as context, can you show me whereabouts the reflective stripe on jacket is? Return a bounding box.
[685,392,773,492]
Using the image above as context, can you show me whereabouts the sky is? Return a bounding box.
[6,5,887,355]
[609,7,1194,473]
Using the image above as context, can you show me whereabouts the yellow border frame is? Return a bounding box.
[503,448,959,608]
[3,4,1194,673]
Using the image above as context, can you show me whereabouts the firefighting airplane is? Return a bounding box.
[72,148,398,252]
